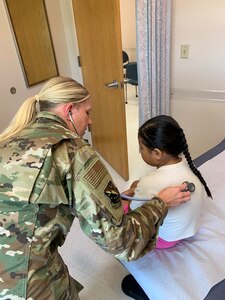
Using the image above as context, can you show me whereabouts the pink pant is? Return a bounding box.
[123,203,129,214]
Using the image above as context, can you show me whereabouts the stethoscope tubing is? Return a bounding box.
[120,182,195,202]
[120,194,150,201]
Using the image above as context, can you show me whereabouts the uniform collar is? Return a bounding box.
[35,111,67,127]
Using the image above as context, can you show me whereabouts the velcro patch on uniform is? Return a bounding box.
[83,160,108,189]
[104,181,121,208]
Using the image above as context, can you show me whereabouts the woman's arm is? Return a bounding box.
[72,145,190,261]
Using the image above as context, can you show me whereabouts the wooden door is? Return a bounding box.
[72,0,129,180]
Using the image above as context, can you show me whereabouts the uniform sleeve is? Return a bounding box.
[72,144,168,261]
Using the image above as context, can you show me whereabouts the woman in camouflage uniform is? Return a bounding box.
[0,76,190,299]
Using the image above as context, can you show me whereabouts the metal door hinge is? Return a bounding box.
[77,56,81,67]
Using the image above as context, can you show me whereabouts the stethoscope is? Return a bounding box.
[120,181,195,202]
[68,110,80,136]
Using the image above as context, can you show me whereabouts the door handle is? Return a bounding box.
[104,80,119,89]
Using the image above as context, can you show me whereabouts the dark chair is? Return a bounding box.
[122,51,129,103]
[122,51,129,69]
[204,279,225,300]
[125,62,138,103]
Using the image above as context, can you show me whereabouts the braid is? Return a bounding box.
[180,129,212,198]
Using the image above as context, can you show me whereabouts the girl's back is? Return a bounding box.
[131,159,204,242]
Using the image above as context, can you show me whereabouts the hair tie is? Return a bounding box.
[35,94,40,102]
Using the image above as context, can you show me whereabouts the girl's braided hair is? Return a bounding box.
[138,115,212,198]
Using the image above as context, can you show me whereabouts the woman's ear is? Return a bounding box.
[64,103,74,121]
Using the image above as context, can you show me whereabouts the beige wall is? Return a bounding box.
[121,0,225,158]
[171,98,225,158]
[170,0,225,158]
[120,0,136,61]
[171,0,225,90]
[0,0,81,131]
[0,0,225,158]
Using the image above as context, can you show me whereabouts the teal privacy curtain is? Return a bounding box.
[136,0,172,125]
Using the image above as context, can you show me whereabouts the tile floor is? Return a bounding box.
[59,85,150,299]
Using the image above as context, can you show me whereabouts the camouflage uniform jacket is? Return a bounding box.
[0,112,168,299]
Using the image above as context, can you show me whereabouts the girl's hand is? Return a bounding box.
[122,180,139,197]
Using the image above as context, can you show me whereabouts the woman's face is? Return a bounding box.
[72,98,92,137]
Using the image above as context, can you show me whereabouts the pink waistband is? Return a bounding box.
[155,236,180,249]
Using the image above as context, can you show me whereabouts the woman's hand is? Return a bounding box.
[157,182,191,207]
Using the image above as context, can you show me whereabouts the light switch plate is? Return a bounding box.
[180,44,189,59]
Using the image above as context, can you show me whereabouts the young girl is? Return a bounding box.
[127,115,212,249]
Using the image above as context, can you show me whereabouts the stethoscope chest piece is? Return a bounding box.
[183,181,195,193]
